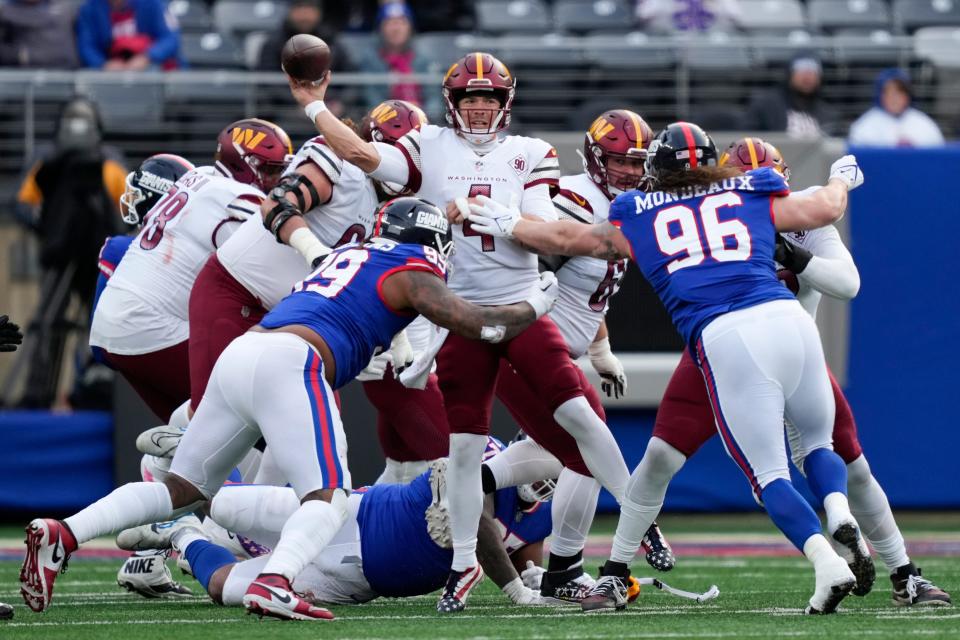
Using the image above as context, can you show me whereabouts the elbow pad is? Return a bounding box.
[263,199,302,242]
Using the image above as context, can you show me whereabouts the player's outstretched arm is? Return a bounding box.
[773,155,864,232]
[261,161,335,267]
[478,497,545,605]
[399,270,557,343]
[467,196,632,260]
[288,74,381,173]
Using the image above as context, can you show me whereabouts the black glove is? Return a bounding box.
[311,253,329,270]
[774,234,813,274]
[0,315,23,352]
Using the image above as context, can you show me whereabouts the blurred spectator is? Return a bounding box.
[848,69,945,148]
[321,0,378,32]
[75,0,183,70]
[258,0,353,115]
[13,98,126,408]
[0,0,79,68]
[636,0,741,33]
[359,2,442,121]
[743,54,840,138]
[406,0,473,32]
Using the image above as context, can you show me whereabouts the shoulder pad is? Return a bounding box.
[553,188,595,224]
[293,136,344,185]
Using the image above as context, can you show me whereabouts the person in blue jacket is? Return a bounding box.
[75,0,183,70]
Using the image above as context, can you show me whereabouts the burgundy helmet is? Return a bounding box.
[583,109,654,199]
[719,136,791,181]
[442,52,516,135]
[214,118,294,192]
[361,100,428,144]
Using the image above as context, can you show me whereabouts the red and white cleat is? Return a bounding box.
[437,565,485,613]
[242,573,334,621]
[20,518,77,612]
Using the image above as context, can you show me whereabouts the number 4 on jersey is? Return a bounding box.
[462,184,495,252]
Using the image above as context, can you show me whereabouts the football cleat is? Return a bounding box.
[0,602,12,620]
[539,567,596,603]
[641,522,675,572]
[136,424,188,458]
[117,551,193,598]
[243,573,334,621]
[116,514,203,551]
[830,521,875,596]
[20,518,77,612]
[437,566,484,613]
[891,564,952,607]
[581,574,628,613]
[806,554,856,614]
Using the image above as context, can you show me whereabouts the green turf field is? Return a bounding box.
[1,515,957,639]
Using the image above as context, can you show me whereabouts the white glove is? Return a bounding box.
[525,271,559,319]
[829,154,864,191]
[399,327,449,390]
[389,330,415,375]
[356,351,392,382]
[588,337,628,399]
[521,560,546,591]
[501,577,548,605]
[466,195,522,238]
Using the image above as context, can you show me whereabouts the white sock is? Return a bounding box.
[803,533,840,569]
[171,528,207,555]
[846,455,909,571]
[550,469,600,557]
[552,397,629,503]
[609,438,686,564]
[221,556,270,605]
[447,433,488,571]
[262,492,348,581]
[65,482,173,544]
[169,400,191,429]
[823,492,853,533]
[486,438,563,489]
[376,458,402,485]
[398,460,430,484]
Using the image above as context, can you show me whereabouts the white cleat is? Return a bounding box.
[117,552,193,598]
[116,514,202,552]
[136,424,188,458]
[806,555,856,614]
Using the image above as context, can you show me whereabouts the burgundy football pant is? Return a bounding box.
[104,340,191,422]
[363,372,450,462]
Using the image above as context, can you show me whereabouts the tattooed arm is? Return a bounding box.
[393,271,541,342]
[510,220,633,261]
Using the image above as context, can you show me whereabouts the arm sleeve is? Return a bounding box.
[75,6,106,68]
[520,182,557,221]
[794,226,860,300]
[369,140,414,188]
[144,0,179,64]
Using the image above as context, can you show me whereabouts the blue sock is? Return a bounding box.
[184,540,236,591]
[761,478,822,551]
[803,448,848,502]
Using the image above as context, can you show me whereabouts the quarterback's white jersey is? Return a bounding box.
[217,136,379,309]
[90,167,263,354]
[549,173,627,358]
[779,186,860,319]
[373,124,560,305]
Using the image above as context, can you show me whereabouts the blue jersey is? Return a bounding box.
[358,469,553,598]
[91,235,134,365]
[608,167,795,348]
[259,239,447,389]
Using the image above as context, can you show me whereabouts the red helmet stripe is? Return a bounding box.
[679,123,698,169]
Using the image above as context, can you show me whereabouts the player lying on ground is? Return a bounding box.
[288,53,632,614]
[619,136,949,607]
[20,197,559,620]
[467,121,871,615]
[116,440,561,609]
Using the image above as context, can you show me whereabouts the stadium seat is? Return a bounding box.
[414,32,487,68]
[181,32,245,69]
[244,31,270,69]
[475,0,552,34]
[336,32,376,66]
[736,0,806,33]
[914,26,960,67]
[167,0,212,33]
[84,79,164,132]
[213,0,287,38]
[750,30,824,65]
[832,30,904,65]
[807,0,891,33]
[553,0,632,34]
[893,0,960,33]
[498,33,586,67]
[679,32,753,70]
[582,32,676,68]
[164,77,250,103]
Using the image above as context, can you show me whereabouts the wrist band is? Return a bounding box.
[305,100,327,122]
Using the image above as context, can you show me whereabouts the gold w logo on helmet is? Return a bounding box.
[588,117,615,142]
[371,103,399,124]
[231,128,267,150]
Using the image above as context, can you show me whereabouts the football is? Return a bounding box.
[280,34,331,83]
